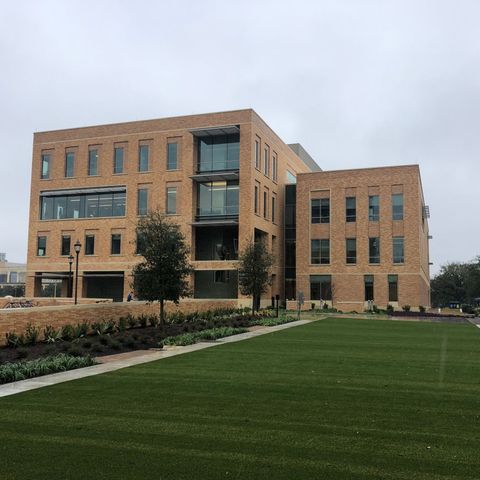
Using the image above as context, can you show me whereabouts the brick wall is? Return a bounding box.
[0,299,238,345]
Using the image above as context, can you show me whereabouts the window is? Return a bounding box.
[197,133,239,172]
[37,236,47,256]
[346,197,356,222]
[167,143,178,170]
[310,275,332,300]
[255,139,260,169]
[137,188,148,215]
[393,237,404,263]
[138,145,149,172]
[254,183,259,214]
[88,149,98,176]
[61,235,71,256]
[272,152,278,181]
[197,181,239,218]
[65,152,75,178]
[346,238,356,264]
[369,195,379,221]
[286,170,296,184]
[9,272,18,283]
[111,234,121,255]
[263,145,270,176]
[136,230,146,255]
[272,194,276,223]
[41,153,51,179]
[369,237,380,264]
[364,275,374,301]
[263,190,268,219]
[85,235,95,255]
[114,147,124,174]
[388,274,398,302]
[311,198,330,223]
[214,270,229,283]
[392,193,404,220]
[167,187,177,214]
[311,239,330,264]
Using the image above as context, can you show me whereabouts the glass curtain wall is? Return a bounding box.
[197,134,239,172]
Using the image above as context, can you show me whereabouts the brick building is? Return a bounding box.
[26,109,430,309]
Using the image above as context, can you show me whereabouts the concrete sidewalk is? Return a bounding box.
[0,319,314,398]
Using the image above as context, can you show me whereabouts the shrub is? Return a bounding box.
[99,335,111,346]
[386,304,394,313]
[43,325,61,343]
[110,340,121,350]
[148,314,159,327]
[124,336,136,348]
[138,314,148,328]
[81,340,92,349]
[162,327,248,347]
[61,324,75,341]
[67,346,84,357]
[117,317,127,332]
[73,322,90,338]
[92,344,105,353]
[419,305,426,313]
[461,304,474,314]
[24,323,40,345]
[0,354,96,385]
[372,305,380,314]
[402,305,411,312]
[5,331,25,348]
[126,314,137,329]
[16,348,28,359]
[91,321,111,336]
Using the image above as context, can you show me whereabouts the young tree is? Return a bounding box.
[132,211,192,325]
[238,240,274,311]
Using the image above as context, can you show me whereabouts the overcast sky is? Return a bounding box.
[1,0,479,275]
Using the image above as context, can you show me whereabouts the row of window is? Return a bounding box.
[310,274,400,302]
[37,233,123,257]
[254,137,278,182]
[41,142,179,180]
[254,182,277,223]
[311,193,404,224]
[311,236,405,265]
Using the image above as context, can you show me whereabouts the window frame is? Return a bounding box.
[65,151,75,178]
[311,198,330,224]
[368,195,380,221]
[137,188,148,216]
[37,236,47,257]
[84,234,95,256]
[41,153,51,180]
[346,196,356,222]
[166,186,177,215]
[167,142,178,170]
[113,146,124,174]
[311,239,330,265]
[346,238,357,264]
[392,193,404,221]
[60,235,71,256]
[111,233,121,255]
[369,237,380,264]
[138,144,150,172]
[393,236,405,264]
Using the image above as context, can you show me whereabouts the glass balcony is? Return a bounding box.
[197,133,240,172]
[196,181,239,221]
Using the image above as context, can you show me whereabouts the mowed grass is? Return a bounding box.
[1,318,480,480]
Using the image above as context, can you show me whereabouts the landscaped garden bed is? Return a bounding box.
[1,307,293,366]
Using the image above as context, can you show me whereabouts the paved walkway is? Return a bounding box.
[0,319,315,399]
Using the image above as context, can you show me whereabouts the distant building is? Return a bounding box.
[0,253,26,286]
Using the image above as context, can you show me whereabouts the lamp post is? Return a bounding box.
[68,254,74,298]
[74,240,81,305]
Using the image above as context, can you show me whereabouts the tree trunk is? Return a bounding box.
[159,299,165,327]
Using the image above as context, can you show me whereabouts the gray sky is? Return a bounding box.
[1,0,479,275]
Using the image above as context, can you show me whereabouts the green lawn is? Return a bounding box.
[1,318,480,479]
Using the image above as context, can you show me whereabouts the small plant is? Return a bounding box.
[402,305,411,312]
[124,336,136,348]
[419,305,426,313]
[461,304,474,314]
[5,331,25,348]
[67,346,84,357]
[92,321,109,336]
[138,314,148,328]
[110,340,121,350]
[24,323,40,345]
[81,340,92,349]
[99,335,111,346]
[61,324,75,341]
[73,322,90,338]
[126,314,137,329]
[148,314,159,327]
[117,317,127,332]
[43,325,61,343]
[386,304,394,313]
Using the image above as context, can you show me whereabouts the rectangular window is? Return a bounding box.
[393,237,405,263]
[311,198,330,223]
[272,152,278,181]
[310,275,332,300]
[369,237,380,264]
[88,149,98,176]
[61,235,71,256]
[392,193,404,220]
[85,235,95,255]
[388,274,398,302]
[198,133,239,172]
[346,238,356,264]
[137,188,148,215]
[167,142,178,170]
[197,181,239,218]
[114,147,124,174]
[254,183,259,214]
[138,145,149,172]
[255,139,260,169]
[263,191,268,219]
[214,270,229,283]
[111,234,121,255]
[37,236,47,256]
[272,195,276,223]
[65,152,75,178]
[311,239,330,264]
[369,195,380,221]
[364,275,374,301]
[346,197,356,222]
[167,187,177,214]
[263,145,270,176]
[41,153,51,179]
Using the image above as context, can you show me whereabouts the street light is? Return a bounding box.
[74,240,81,305]
[68,254,74,298]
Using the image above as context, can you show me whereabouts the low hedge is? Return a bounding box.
[0,354,96,385]
[161,327,248,347]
